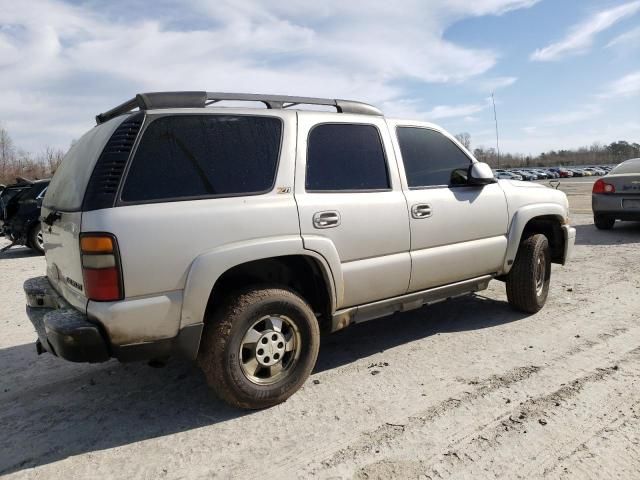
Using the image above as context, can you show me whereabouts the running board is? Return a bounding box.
[331,275,493,332]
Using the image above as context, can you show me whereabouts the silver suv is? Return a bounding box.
[24,92,576,409]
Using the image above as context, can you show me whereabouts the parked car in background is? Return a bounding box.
[494,171,523,181]
[522,170,540,180]
[549,167,573,178]
[569,168,585,177]
[1,179,35,237]
[592,158,640,230]
[584,167,605,176]
[511,170,537,181]
[544,169,560,179]
[531,169,551,179]
[0,179,49,253]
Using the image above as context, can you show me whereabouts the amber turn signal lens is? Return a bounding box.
[81,236,114,253]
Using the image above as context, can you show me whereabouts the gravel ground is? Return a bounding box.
[1,178,639,479]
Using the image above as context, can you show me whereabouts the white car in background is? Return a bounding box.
[494,170,523,181]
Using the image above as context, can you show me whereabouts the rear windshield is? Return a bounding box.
[121,115,282,203]
[611,159,640,175]
[43,116,126,211]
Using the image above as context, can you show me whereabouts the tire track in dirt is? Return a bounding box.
[419,350,640,479]
[305,327,640,479]
[354,348,640,480]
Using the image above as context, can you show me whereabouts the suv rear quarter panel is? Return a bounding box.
[82,109,305,344]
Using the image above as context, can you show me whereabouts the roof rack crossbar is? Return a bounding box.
[96,91,383,124]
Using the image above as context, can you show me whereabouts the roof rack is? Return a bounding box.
[95,91,383,124]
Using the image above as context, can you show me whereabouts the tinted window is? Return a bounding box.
[306,124,389,191]
[44,115,124,211]
[122,115,281,202]
[396,127,471,188]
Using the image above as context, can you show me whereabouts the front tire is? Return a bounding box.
[506,234,551,313]
[594,214,615,230]
[198,287,320,409]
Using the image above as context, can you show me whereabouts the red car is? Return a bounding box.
[550,168,573,178]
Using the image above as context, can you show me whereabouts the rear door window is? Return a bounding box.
[121,115,282,203]
[305,123,390,191]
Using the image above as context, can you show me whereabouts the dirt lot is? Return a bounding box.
[1,177,639,479]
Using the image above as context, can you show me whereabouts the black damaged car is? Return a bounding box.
[0,178,50,254]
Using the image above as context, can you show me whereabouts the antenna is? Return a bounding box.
[491,92,500,168]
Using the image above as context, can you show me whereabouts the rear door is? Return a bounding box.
[389,121,509,292]
[295,113,411,309]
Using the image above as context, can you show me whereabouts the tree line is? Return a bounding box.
[454,133,640,169]
[0,125,66,186]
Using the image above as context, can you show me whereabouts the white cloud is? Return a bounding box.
[597,70,640,98]
[475,76,518,92]
[531,1,640,61]
[538,104,601,126]
[0,0,539,151]
[606,25,640,48]
[424,103,489,120]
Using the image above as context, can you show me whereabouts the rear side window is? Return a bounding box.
[306,124,390,191]
[121,115,282,202]
[44,116,124,211]
[396,127,471,188]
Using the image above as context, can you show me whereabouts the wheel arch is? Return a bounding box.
[179,236,338,358]
[502,204,567,274]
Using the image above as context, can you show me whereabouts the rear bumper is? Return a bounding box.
[24,276,110,363]
[562,225,576,264]
[592,194,640,220]
[24,276,203,363]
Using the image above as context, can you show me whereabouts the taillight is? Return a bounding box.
[80,233,123,301]
[593,179,615,194]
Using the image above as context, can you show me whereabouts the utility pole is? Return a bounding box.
[491,92,500,168]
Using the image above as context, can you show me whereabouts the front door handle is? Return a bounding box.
[411,203,432,219]
[313,211,341,229]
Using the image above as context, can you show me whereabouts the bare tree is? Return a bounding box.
[43,146,65,175]
[0,125,15,181]
[454,132,471,150]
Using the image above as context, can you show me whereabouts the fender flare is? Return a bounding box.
[180,235,339,331]
[298,234,345,308]
[502,203,566,274]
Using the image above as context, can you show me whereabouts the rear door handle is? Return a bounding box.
[411,203,432,219]
[313,211,341,229]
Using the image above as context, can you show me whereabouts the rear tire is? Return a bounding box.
[28,222,45,255]
[506,234,551,313]
[198,287,320,409]
[594,214,615,230]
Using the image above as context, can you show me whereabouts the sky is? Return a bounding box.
[0,0,639,156]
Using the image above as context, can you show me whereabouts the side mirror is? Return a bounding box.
[468,162,496,185]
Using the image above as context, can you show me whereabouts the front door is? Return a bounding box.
[390,123,509,292]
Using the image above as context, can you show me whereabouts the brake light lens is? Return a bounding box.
[593,179,615,194]
[80,233,123,301]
